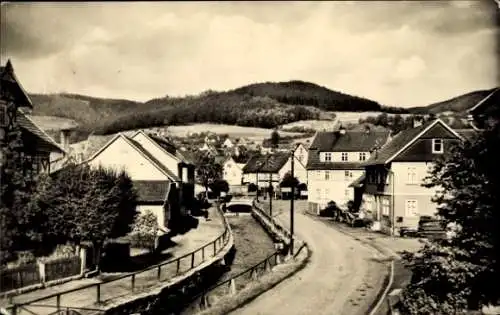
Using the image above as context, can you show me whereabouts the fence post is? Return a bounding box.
[191,253,195,269]
[202,246,205,261]
[96,283,101,304]
[79,247,87,276]
[228,278,236,295]
[213,241,216,256]
[157,265,161,280]
[38,261,46,286]
[131,273,136,291]
[11,305,17,315]
[176,259,181,274]
[56,294,61,311]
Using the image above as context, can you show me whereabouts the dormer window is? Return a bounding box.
[432,139,443,154]
[359,152,366,161]
[325,152,332,162]
[341,152,348,161]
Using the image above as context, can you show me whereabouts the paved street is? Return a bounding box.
[230,201,390,315]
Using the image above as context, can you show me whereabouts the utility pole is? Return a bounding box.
[269,173,273,217]
[290,150,295,255]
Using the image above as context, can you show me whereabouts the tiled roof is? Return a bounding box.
[454,129,478,142]
[17,110,64,153]
[1,60,32,108]
[363,120,434,166]
[307,129,390,170]
[232,155,250,164]
[310,130,391,152]
[133,180,171,203]
[125,137,181,181]
[348,174,366,188]
[242,153,289,174]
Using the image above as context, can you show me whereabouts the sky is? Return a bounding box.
[1,1,498,107]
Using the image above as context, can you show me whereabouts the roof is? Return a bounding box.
[126,137,181,181]
[232,155,250,164]
[141,132,193,164]
[17,110,65,153]
[1,60,33,108]
[242,153,289,174]
[454,129,478,142]
[363,119,463,166]
[309,129,391,152]
[85,133,181,182]
[306,129,390,170]
[348,174,366,188]
[467,87,500,114]
[133,180,171,203]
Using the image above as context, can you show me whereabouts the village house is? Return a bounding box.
[85,130,195,234]
[242,146,308,196]
[361,118,464,235]
[222,155,249,187]
[222,137,234,149]
[306,126,391,214]
[0,60,65,174]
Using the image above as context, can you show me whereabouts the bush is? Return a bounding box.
[248,183,257,192]
[319,201,340,217]
[130,211,159,252]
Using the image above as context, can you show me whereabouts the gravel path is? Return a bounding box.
[230,209,389,315]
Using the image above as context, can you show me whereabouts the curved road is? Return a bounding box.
[230,210,389,315]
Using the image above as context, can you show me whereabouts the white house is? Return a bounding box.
[306,126,391,214]
[85,131,195,233]
[222,155,248,186]
[222,138,234,149]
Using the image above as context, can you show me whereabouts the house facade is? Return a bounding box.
[242,150,307,193]
[0,60,65,175]
[362,119,463,235]
[85,131,195,233]
[222,155,248,187]
[306,126,391,214]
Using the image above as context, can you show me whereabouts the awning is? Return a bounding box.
[348,174,366,188]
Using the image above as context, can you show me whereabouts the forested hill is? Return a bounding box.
[231,80,408,113]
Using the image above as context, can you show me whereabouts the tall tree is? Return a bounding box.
[270,129,280,148]
[196,156,222,196]
[400,107,500,314]
[37,164,138,271]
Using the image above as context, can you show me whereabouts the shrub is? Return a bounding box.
[319,201,339,217]
[129,211,159,252]
[248,183,257,192]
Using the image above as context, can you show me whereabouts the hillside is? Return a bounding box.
[25,80,422,140]
[231,80,408,113]
[408,88,498,114]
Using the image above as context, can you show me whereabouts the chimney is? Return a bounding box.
[59,129,70,151]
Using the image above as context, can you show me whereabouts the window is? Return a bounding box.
[341,152,348,161]
[316,189,321,200]
[345,170,352,180]
[407,167,417,184]
[432,139,443,154]
[0,104,7,127]
[382,198,390,216]
[405,200,418,217]
[325,171,330,180]
[316,170,321,179]
[298,154,304,162]
[324,189,330,200]
[344,189,350,198]
[325,152,332,162]
[359,152,366,161]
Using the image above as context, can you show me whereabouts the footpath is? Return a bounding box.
[1,205,226,314]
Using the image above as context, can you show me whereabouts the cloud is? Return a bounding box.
[0,1,498,107]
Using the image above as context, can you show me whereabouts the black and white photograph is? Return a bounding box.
[0,1,499,315]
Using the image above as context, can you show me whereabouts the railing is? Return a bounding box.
[181,250,285,314]
[7,206,232,315]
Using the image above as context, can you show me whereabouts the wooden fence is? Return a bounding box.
[1,256,83,294]
[8,206,232,315]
